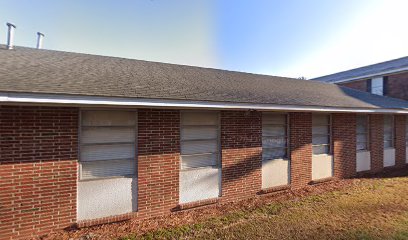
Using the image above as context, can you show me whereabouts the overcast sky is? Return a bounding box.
[1,0,407,79]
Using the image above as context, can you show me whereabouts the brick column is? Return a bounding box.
[221,111,262,202]
[0,106,78,239]
[332,113,357,179]
[289,112,312,189]
[369,115,384,173]
[395,115,406,168]
[137,109,180,218]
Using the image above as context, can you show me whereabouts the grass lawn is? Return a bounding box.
[49,171,408,240]
[124,174,408,240]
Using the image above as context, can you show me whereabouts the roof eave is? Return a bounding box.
[1,91,407,114]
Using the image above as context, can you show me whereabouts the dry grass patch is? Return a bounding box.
[126,176,408,240]
[47,169,408,240]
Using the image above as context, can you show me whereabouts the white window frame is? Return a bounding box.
[356,115,369,152]
[371,77,384,95]
[383,115,395,149]
[312,114,332,155]
[180,111,221,171]
[262,113,289,161]
[79,109,138,181]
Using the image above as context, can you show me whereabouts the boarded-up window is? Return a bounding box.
[384,115,394,148]
[312,114,331,155]
[80,110,137,180]
[356,115,369,151]
[180,111,219,169]
[262,113,288,160]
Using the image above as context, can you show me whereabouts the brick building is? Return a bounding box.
[1,46,408,239]
[313,56,408,100]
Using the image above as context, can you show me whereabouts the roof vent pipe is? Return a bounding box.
[36,32,44,49]
[6,22,16,49]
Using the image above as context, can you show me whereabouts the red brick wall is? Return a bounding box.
[137,109,180,217]
[369,115,384,172]
[395,115,406,168]
[340,79,368,92]
[2,106,406,239]
[386,72,408,101]
[220,111,262,202]
[332,113,357,178]
[289,112,312,189]
[0,106,78,239]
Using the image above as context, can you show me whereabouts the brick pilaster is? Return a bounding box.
[137,109,180,218]
[332,113,357,179]
[369,115,384,173]
[289,112,312,189]
[221,111,262,202]
[395,115,406,168]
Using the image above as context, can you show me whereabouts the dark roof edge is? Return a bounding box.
[1,91,407,114]
[313,67,408,83]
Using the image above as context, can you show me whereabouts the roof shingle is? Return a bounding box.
[1,45,408,110]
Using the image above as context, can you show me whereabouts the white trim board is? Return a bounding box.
[1,91,408,114]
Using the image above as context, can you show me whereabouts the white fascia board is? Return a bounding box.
[0,92,407,114]
[325,68,408,84]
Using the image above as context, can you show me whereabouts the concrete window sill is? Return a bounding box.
[259,185,291,194]
[176,198,219,211]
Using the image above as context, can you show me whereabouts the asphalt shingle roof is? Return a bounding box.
[312,56,408,83]
[1,45,408,110]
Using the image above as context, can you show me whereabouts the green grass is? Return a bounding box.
[123,176,408,240]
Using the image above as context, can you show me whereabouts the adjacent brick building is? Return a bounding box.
[339,71,408,100]
[313,56,408,101]
[1,46,408,239]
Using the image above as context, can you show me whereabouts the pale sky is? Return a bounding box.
[1,0,407,79]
